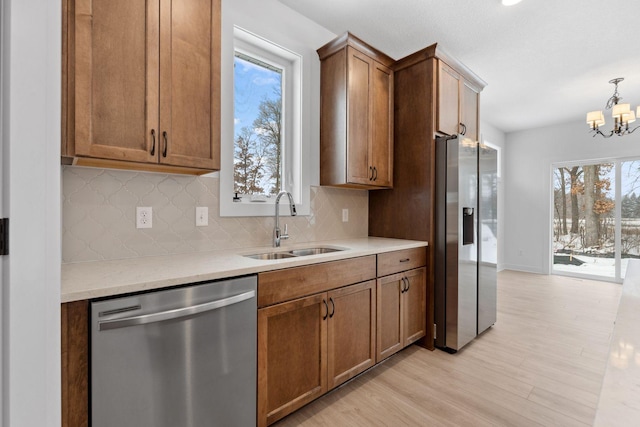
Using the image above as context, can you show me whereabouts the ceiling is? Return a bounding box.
[278,0,640,134]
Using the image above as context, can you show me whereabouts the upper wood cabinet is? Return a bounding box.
[62,0,221,174]
[317,32,394,189]
[436,60,480,141]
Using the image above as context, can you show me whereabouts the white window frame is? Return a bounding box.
[220,26,309,217]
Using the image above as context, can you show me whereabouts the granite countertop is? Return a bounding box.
[61,237,428,303]
[594,259,640,425]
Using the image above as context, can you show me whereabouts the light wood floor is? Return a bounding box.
[274,270,622,426]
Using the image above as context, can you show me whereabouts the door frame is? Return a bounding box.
[2,1,62,426]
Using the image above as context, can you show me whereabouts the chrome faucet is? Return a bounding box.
[274,191,297,247]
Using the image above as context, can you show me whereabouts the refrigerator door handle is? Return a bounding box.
[462,207,475,245]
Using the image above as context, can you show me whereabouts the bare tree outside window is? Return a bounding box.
[233,54,283,197]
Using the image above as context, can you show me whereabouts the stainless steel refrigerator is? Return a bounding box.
[434,134,497,352]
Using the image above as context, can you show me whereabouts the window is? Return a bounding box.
[233,53,283,197]
[551,157,640,281]
[220,26,308,217]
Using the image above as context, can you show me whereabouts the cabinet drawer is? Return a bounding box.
[258,256,376,308]
[377,247,426,277]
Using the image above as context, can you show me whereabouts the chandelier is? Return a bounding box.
[586,78,640,138]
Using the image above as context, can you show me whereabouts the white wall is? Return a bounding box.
[481,120,506,270]
[503,120,640,274]
[2,0,61,426]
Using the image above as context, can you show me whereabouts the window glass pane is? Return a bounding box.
[553,163,616,278]
[621,160,640,278]
[233,54,283,196]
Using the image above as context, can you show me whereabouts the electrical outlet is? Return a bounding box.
[136,207,152,229]
[196,207,208,226]
[342,208,349,222]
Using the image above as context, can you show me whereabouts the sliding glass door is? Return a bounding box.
[620,160,640,278]
[552,158,640,281]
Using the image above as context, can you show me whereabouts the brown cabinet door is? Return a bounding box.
[327,280,376,389]
[403,267,427,346]
[346,47,372,185]
[258,293,328,427]
[461,81,480,142]
[72,0,159,163]
[376,273,403,362]
[437,61,461,136]
[159,0,220,170]
[370,61,393,187]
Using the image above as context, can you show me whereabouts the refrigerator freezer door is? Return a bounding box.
[478,144,498,334]
[435,135,478,352]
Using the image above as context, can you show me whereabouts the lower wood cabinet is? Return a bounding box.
[377,267,427,362]
[61,249,429,427]
[61,301,89,427]
[258,280,376,427]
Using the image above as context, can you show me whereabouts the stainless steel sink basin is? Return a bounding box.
[244,247,345,260]
[245,252,297,260]
[288,247,343,256]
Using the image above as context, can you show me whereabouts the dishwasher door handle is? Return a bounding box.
[98,290,256,331]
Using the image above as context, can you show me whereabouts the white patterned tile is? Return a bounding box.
[62,167,369,262]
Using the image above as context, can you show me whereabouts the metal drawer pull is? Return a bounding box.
[162,131,168,157]
[150,129,156,155]
[98,290,255,331]
[399,258,410,263]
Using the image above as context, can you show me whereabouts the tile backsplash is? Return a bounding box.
[62,166,369,263]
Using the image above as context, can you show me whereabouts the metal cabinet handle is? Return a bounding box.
[329,297,335,318]
[400,277,406,293]
[369,166,374,181]
[460,123,467,135]
[399,258,410,263]
[323,299,329,320]
[162,131,168,157]
[98,290,255,331]
[150,129,156,156]
[401,277,410,293]
[373,166,378,181]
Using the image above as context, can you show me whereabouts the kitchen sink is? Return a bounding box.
[244,247,345,260]
[288,247,343,256]
[245,252,298,260]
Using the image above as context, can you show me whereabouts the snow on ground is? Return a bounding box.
[554,255,630,279]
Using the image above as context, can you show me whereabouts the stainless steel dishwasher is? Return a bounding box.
[91,275,257,427]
